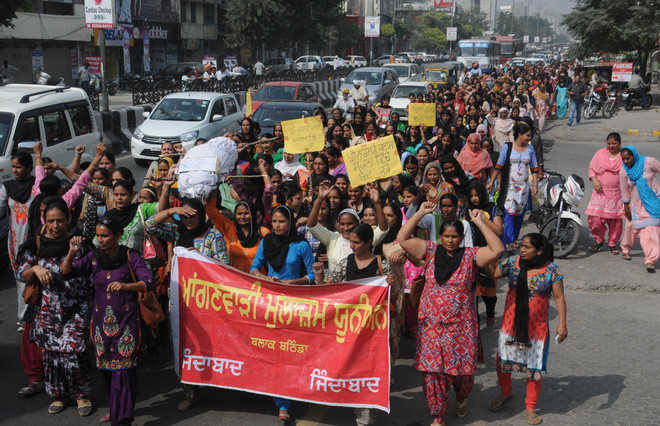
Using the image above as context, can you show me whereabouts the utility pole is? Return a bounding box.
[99,30,109,112]
[449,0,456,57]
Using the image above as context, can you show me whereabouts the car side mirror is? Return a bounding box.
[142,111,150,118]
[212,114,224,122]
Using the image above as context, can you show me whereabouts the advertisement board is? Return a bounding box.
[84,0,115,29]
[611,62,633,82]
[365,16,380,38]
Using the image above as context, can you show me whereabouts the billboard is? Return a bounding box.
[365,16,380,38]
[84,0,115,29]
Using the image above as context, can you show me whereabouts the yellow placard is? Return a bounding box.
[408,103,436,127]
[245,88,253,117]
[282,115,325,154]
[342,135,403,188]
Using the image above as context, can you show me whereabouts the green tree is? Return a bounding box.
[415,27,448,52]
[1,0,30,28]
[563,0,660,71]
[381,23,395,38]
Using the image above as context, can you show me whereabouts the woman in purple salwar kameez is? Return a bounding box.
[62,215,153,425]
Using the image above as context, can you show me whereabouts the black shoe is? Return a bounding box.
[18,382,43,398]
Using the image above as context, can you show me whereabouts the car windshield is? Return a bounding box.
[150,98,210,121]
[387,66,410,77]
[425,70,447,81]
[0,112,13,154]
[254,85,297,101]
[345,71,382,86]
[253,107,314,126]
[392,86,425,99]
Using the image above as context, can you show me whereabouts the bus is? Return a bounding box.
[495,35,523,64]
[457,39,501,72]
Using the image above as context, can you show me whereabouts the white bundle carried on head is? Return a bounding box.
[177,136,238,199]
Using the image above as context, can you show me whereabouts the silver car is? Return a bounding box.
[339,67,399,105]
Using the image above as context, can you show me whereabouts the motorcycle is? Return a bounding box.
[530,171,585,258]
[583,83,610,119]
[36,72,65,86]
[623,86,651,110]
[603,88,619,118]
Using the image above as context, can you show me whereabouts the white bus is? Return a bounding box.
[457,39,501,72]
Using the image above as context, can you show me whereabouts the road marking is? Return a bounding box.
[653,130,660,137]
[296,404,328,426]
[627,129,640,136]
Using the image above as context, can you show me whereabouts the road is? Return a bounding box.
[1,109,660,425]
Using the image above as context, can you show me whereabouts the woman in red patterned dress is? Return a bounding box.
[397,201,504,426]
[488,233,568,425]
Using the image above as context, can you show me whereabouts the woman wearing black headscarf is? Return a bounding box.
[249,205,315,422]
[397,201,503,426]
[439,155,472,208]
[489,233,567,425]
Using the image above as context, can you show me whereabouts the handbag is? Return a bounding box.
[126,249,165,326]
[138,206,166,262]
[407,272,426,313]
[23,236,41,305]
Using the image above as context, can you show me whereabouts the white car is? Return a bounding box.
[347,56,368,67]
[0,84,100,182]
[390,82,427,121]
[131,92,242,164]
[294,56,322,71]
[322,56,348,68]
[383,63,421,83]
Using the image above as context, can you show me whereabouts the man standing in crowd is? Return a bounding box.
[567,73,587,126]
[78,62,91,94]
[254,59,265,76]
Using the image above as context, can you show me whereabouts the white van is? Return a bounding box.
[0,84,100,182]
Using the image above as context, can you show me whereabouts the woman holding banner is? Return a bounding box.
[250,205,315,422]
[397,201,503,426]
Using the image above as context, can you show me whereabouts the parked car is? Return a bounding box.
[294,56,323,71]
[347,56,368,67]
[252,101,324,136]
[252,82,319,112]
[373,55,394,67]
[322,56,348,68]
[510,57,526,67]
[0,84,100,181]
[383,63,421,83]
[390,82,427,121]
[264,57,294,73]
[339,67,399,105]
[131,92,242,165]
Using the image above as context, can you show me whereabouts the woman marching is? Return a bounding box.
[18,198,93,416]
[61,214,154,425]
[586,133,624,254]
[619,146,660,273]
[397,201,503,426]
[489,233,568,425]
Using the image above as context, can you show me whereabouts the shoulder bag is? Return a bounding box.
[126,249,165,326]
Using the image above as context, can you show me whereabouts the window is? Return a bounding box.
[0,112,13,155]
[204,3,215,24]
[68,103,92,136]
[210,99,225,118]
[42,110,72,147]
[190,2,197,23]
[223,98,238,115]
[181,1,187,21]
[13,113,41,154]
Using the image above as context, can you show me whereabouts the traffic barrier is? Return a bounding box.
[93,106,152,154]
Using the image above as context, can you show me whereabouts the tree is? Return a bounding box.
[1,0,30,28]
[415,27,448,52]
[563,0,660,71]
[381,23,395,38]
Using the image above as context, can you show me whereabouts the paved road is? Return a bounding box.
[1,110,660,425]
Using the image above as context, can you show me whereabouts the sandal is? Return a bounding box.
[647,265,656,274]
[608,246,619,255]
[622,253,632,261]
[524,410,543,424]
[590,242,603,253]
[77,399,93,417]
[48,400,66,415]
[278,409,291,423]
[489,394,513,412]
[99,413,110,423]
[456,399,468,417]
[17,381,43,398]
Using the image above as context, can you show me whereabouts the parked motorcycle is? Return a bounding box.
[530,171,585,258]
[623,86,651,110]
[36,72,65,86]
[602,88,619,118]
[583,83,611,119]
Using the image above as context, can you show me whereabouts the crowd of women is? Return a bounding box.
[2,59,657,426]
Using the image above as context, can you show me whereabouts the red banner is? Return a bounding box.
[170,248,391,412]
[434,0,453,8]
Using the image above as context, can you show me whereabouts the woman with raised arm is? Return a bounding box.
[61,214,153,425]
[397,201,504,426]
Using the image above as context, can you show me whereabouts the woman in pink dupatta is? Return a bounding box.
[585,133,624,253]
[457,133,493,184]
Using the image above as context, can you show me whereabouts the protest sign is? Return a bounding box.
[282,115,325,154]
[408,103,436,127]
[170,248,391,412]
[342,135,403,188]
